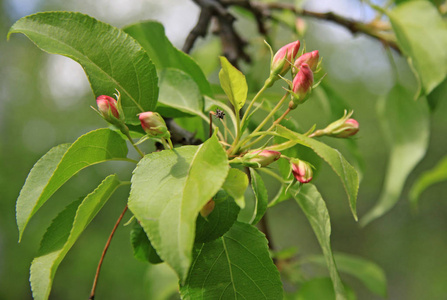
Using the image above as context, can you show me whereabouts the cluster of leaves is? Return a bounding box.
[11,0,447,298]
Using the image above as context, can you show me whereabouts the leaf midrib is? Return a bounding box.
[176,143,204,276]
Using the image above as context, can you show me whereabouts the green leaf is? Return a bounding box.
[30,175,121,300]
[128,135,229,282]
[130,221,163,264]
[147,263,180,300]
[410,155,447,209]
[305,253,387,298]
[295,277,356,300]
[275,125,359,220]
[16,144,70,241]
[195,190,240,243]
[222,168,249,208]
[219,56,248,113]
[123,21,212,96]
[361,85,429,226]
[387,1,447,95]
[292,184,347,300]
[8,12,158,124]
[156,68,205,118]
[181,222,283,299]
[16,128,128,241]
[249,169,268,225]
[427,77,447,110]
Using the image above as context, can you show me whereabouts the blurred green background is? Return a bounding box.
[1,0,447,299]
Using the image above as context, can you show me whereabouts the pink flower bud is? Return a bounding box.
[294,50,319,72]
[139,111,170,138]
[333,118,359,138]
[313,111,359,138]
[292,63,314,101]
[271,41,301,76]
[291,159,313,184]
[244,150,281,168]
[96,95,119,119]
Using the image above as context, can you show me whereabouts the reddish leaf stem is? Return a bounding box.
[89,205,128,300]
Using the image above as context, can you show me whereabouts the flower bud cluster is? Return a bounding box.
[267,41,322,109]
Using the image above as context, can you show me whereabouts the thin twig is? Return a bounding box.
[251,1,400,53]
[259,213,277,264]
[89,205,128,300]
[209,111,213,138]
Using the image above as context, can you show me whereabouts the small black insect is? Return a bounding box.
[214,109,225,120]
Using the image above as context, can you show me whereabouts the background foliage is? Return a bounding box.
[1,0,447,299]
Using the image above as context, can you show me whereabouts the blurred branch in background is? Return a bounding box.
[184,0,400,65]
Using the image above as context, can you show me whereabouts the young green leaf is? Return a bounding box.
[219,56,248,113]
[128,135,229,282]
[292,184,347,300]
[361,85,429,226]
[249,168,268,225]
[195,190,240,243]
[130,221,163,264]
[156,68,205,118]
[410,155,447,210]
[30,174,121,300]
[305,253,387,298]
[8,12,158,124]
[16,128,129,241]
[123,21,213,97]
[387,1,447,96]
[275,125,359,220]
[181,222,283,299]
[222,168,249,208]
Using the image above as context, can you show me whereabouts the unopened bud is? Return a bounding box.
[314,112,359,138]
[243,150,281,168]
[294,50,319,72]
[271,41,301,76]
[139,111,170,139]
[200,199,215,218]
[291,63,314,106]
[96,95,119,120]
[291,159,313,184]
[331,118,359,138]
